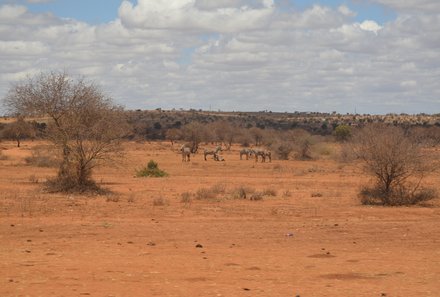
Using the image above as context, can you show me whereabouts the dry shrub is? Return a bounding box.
[106,194,120,203]
[352,124,437,206]
[262,188,277,197]
[271,141,294,160]
[359,185,436,206]
[195,183,225,200]
[45,172,108,195]
[25,146,59,167]
[230,186,255,199]
[338,143,356,163]
[250,192,264,201]
[180,192,192,203]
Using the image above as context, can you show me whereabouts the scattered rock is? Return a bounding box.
[26,239,32,242]
[39,229,44,232]
[196,244,203,248]
[10,224,14,227]
[147,241,156,246]
[127,241,134,244]
[25,250,31,253]
[242,288,250,291]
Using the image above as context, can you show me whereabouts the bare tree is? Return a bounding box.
[181,122,206,152]
[1,116,35,147]
[351,124,436,205]
[165,128,182,146]
[3,71,128,192]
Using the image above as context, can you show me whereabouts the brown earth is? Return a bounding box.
[1,140,439,297]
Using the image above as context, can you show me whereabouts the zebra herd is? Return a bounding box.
[180,144,271,163]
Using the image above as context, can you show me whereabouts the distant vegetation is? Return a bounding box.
[2,79,440,204]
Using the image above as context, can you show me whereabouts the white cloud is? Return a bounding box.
[118,0,274,33]
[0,1,439,114]
[359,20,382,34]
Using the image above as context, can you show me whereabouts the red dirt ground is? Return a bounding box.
[1,140,439,297]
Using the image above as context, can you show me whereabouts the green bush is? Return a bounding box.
[136,160,168,177]
[334,125,351,142]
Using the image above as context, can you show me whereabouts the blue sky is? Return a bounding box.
[24,0,123,23]
[21,0,396,25]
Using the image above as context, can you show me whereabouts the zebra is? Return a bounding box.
[252,148,272,163]
[239,148,252,160]
[180,145,191,162]
[204,146,222,161]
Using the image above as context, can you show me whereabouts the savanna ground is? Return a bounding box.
[1,140,440,297]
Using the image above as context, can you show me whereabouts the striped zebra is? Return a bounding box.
[180,142,198,162]
[204,146,222,161]
[239,148,252,160]
[252,148,272,163]
[180,145,191,162]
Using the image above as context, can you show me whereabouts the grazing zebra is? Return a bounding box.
[214,153,225,161]
[204,146,222,161]
[252,148,272,163]
[239,148,252,160]
[181,142,198,153]
[180,145,191,162]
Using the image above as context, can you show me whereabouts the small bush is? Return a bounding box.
[334,125,352,142]
[359,185,437,206]
[230,186,253,199]
[25,146,59,167]
[195,187,216,200]
[136,160,168,177]
[250,192,264,201]
[45,175,107,194]
[181,192,192,203]
[262,188,277,197]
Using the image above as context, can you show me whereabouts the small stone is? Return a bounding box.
[147,241,156,246]
[196,244,203,248]
[243,288,250,291]
[10,224,14,227]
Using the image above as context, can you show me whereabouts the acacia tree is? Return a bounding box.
[1,116,35,147]
[351,124,436,205]
[3,71,128,192]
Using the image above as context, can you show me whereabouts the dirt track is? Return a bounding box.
[1,141,440,297]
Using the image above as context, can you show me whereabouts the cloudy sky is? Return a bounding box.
[0,0,439,114]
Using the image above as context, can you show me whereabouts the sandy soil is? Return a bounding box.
[1,140,439,297]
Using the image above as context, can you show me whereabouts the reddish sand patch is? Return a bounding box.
[1,140,440,296]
